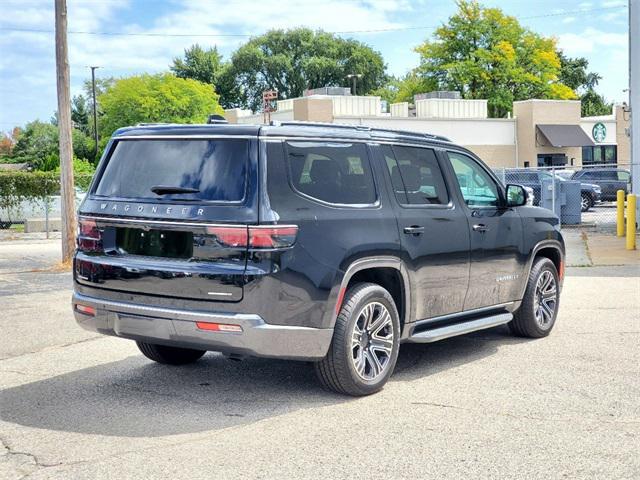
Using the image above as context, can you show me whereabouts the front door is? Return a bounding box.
[377,144,470,321]
[445,151,525,310]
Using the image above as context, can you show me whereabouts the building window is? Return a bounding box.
[582,145,617,165]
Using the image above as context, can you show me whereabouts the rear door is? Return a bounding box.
[379,144,470,320]
[596,170,620,200]
[444,150,524,310]
[75,137,258,302]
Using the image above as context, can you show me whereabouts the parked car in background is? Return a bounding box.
[503,169,601,212]
[571,168,631,201]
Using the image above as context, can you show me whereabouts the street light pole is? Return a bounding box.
[90,66,100,162]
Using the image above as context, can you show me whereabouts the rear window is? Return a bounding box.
[95,139,248,202]
[285,141,376,205]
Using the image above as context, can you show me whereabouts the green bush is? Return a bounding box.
[0,171,94,221]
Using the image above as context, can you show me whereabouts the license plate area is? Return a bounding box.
[115,227,193,259]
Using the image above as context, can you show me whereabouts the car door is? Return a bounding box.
[444,150,525,310]
[377,144,470,320]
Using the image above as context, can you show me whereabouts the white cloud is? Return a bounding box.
[558,27,627,54]
[562,17,576,24]
[1,0,410,127]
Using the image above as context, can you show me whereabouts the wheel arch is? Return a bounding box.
[326,256,411,335]
[520,240,565,299]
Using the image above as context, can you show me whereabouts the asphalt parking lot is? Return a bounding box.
[1,235,639,479]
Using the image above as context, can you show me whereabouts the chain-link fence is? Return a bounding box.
[493,163,636,231]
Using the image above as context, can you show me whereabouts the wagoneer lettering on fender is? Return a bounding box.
[73,122,564,396]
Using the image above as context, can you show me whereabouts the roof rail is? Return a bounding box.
[270,120,451,143]
[273,120,371,131]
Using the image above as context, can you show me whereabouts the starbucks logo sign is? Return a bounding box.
[592,122,607,143]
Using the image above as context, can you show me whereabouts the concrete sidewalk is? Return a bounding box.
[563,229,640,268]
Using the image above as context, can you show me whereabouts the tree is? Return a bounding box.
[9,121,93,170]
[71,94,90,133]
[557,52,612,117]
[414,0,576,117]
[225,28,387,111]
[97,73,224,138]
[0,127,21,158]
[171,45,239,108]
[11,121,59,167]
[371,73,437,105]
[171,44,224,85]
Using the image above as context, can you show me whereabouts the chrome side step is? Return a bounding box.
[408,312,513,343]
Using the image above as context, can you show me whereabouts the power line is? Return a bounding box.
[0,5,628,38]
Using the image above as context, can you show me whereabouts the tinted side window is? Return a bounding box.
[618,171,631,182]
[384,145,448,205]
[448,152,501,207]
[285,141,376,205]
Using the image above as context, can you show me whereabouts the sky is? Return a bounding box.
[0,0,630,130]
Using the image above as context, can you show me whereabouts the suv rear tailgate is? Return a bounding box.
[75,217,248,302]
[75,136,258,302]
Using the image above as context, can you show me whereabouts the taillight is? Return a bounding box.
[249,226,298,248]
[206,226,248,248]
[77,218,102,252]
[206,225,298,249]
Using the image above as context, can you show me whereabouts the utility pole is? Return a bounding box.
[347,73,362,96]
[55,0,76,263]
[90,66,100,162]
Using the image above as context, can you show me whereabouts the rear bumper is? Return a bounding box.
[72,292,333,361]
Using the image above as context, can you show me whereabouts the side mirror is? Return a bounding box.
[506,184,527,207]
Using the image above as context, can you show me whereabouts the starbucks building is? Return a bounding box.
[227,93,631,169]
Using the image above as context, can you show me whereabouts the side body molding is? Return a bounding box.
[323,256,412,337]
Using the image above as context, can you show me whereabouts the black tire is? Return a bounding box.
[315,282,400,396]
[580,193,593,212]
[509,257,560,338]
[136,341,206,365]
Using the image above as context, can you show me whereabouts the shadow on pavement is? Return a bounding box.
[0,325,526,437]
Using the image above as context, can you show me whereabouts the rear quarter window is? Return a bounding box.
[95,139,249,202]
[285,141,376,205]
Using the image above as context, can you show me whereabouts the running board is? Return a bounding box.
[408,312,513,343]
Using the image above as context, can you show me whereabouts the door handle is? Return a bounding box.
[472,224,489,233]
[403,226,425,235]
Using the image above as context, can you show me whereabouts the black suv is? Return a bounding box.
[73,122,564,396]
[571,168,631,201]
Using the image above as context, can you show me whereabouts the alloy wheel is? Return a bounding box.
[581,195,589,211]
[350,302,394,381]
[533,270,557,329]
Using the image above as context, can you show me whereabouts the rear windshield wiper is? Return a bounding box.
[151,185,200,195]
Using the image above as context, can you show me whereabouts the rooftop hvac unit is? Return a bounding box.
[304,87,352,97]
[414,91,462,101]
